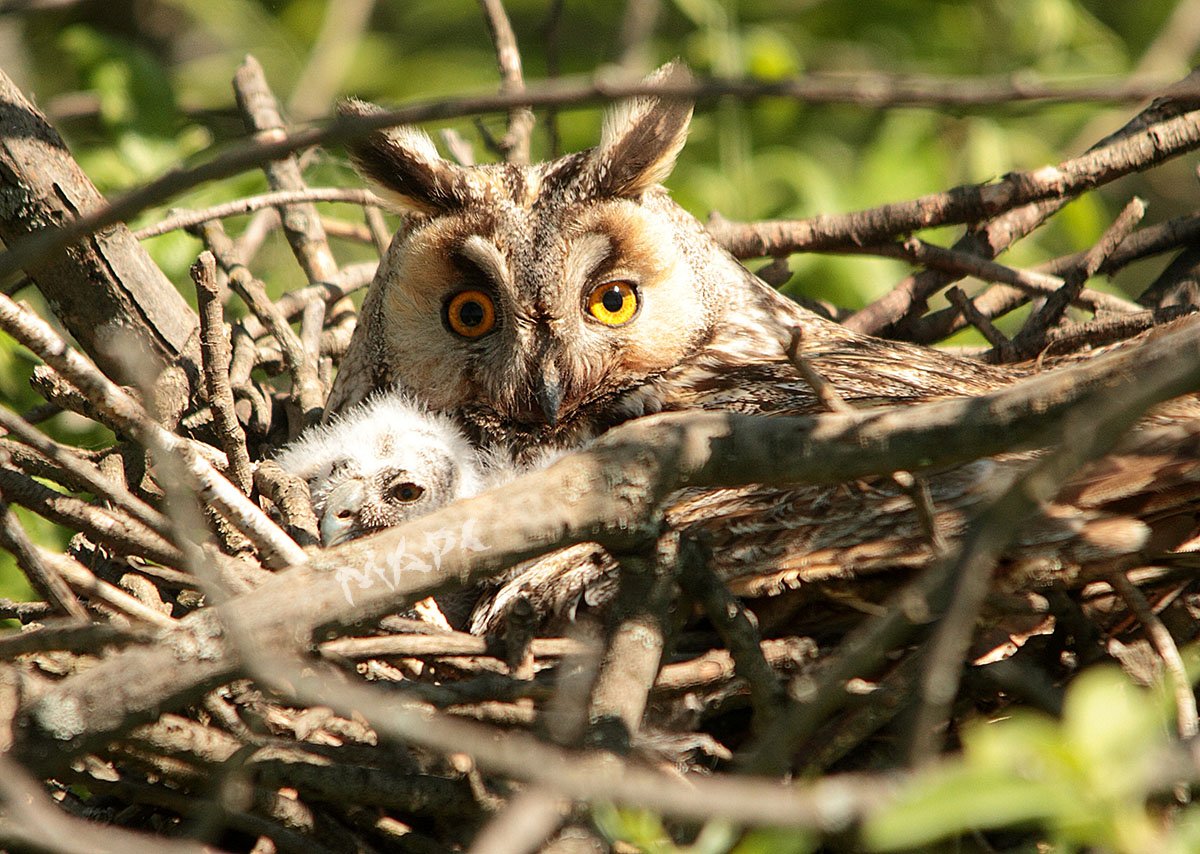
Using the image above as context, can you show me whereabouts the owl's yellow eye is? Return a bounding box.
[585,281,639,326]
[444,289,497,338]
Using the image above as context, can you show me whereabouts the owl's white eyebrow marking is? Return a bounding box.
[459,235,510,287]
[563,232,614,285]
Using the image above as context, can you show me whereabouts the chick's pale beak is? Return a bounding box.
[321,479,365,546]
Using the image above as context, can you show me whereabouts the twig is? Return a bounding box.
[299,298,326,368]
[321,631,580,662]
[0,620,139,659]
[0,755,210,854]
[38,549,177,628]
[17,316,1200,776]
[0,69,200,394]
[233,207,280,264]
[253,460,320,548]
[0,499,87,621]
[1038,305,1197,357]
[228,321,259,389]
[840,84,1200,337]
[540,0,566,157]
[653,640,815,694]
[439,127,478,167]
[235,57,345,291]
[0,405,172,541]
[0,456,184,567]
[0,290,307,569]
[741,328,1200,772]
[616,0,661,71]
[478,0,535,164]
[0,598,51,623]
[890,470,947,555]
[198,220,325,428]
[266,260,377,319]
[676,537,784,728]
[467,788,567,854]
[859,237,1141,315]
[318,216,372,244]
[711,121,1185,264]
[131,188,379,241]
[193,252,254,495]
[1010,197,1146,358]
[244,645,903,832]
[905,354,1158,767]
[1110,571,1199,739]
[1139,243,1200,309]
[285,0,379,121]
[800,650,924,774]
[502,596,537,680]
[587,536,677,753]
[785,327,853,414]
[910,210,1200,343]
[945,286,1013,358]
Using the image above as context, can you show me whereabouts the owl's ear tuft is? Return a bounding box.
[584,61,694,198]
[338,98,472,215]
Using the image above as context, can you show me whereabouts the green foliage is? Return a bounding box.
[864,666,1188,853]
[596,666,1197,853]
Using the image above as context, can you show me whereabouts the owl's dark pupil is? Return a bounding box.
[601,287,625,313]
[458,300,485,327]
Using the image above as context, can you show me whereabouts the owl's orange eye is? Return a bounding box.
[585,281,639,327]
[444,289,497,339]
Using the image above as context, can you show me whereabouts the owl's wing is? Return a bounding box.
[468,417,1200,634]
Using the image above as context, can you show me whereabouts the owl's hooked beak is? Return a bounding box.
[536,363,565,427]
[321,479,366,546]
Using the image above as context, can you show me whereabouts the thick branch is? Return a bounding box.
[0,69,200,389]
[707,110,1200,261]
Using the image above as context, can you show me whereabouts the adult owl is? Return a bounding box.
[326,65,1200,631]
[326,64,1006,457]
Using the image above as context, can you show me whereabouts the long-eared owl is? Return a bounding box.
[326,63,1006,459]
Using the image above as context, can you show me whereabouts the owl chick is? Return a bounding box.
[274,391,497,546]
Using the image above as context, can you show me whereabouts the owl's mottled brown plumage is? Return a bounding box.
[328,64,1005,460]
[329,64,1200,633]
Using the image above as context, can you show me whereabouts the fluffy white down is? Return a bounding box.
[274,390,488,515]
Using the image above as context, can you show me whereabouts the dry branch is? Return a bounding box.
[0,290,307,569]
[0,69,201,412]
[708,108,1200,264]
[193,252,253,495]
[479,0,536,164]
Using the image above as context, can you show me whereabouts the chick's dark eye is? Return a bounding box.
[388,482,425,503]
